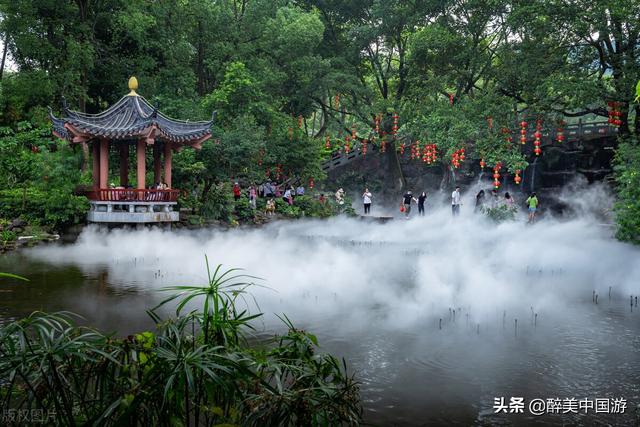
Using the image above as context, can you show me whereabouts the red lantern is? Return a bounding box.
[380,139,386,153]
[362,139,368,156]
[351,124,357,140]
[514,169,521,184]
[520,120,528,145]
[480,158,486,168]
[334,94,340,109]
[392,112,399,138]
[325,135,331,150]
[344,135,351,154]
[399,142,405,155]
[309,178,314,189]
[487,116,493,130]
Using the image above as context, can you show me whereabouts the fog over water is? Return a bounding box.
[7,182,640,425]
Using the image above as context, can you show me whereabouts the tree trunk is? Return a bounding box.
[0,33,8,81]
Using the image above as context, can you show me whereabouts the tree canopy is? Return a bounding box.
[0,0,639,215]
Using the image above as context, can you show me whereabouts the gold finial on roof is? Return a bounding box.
[127,76,139,96]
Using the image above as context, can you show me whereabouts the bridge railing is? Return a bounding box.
[322,121,616,172]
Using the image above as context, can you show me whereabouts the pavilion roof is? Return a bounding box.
[49,79,215,147]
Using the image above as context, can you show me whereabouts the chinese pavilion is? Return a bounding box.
[49,77,214,223]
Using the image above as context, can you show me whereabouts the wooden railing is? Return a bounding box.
[85,189,180,202]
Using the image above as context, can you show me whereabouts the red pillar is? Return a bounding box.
[119,144,129,186]
[99,139,109,189]
[153,143,162,185]
[92,141,100,188]
[136,139,146,190]
[163,141,172,188]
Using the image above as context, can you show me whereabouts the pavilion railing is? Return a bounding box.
[85,189,180,202]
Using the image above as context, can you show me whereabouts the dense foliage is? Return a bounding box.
[0,123,88,230]
[0,264,362,425]
[613,137,640,244]
[0,0,639,238]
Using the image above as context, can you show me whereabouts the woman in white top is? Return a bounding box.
[362,188,372,214]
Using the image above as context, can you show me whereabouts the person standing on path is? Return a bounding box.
[526,192,539,223]
[451,186,462,216]
[417,192,427,216]
[248,185,257,209]
[362,188,373,215]
[233,182,241,201]
[402,190,417,218]
[504,192,514,208]
[474,190,485,213]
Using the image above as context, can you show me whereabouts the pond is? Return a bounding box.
[1,208,639,426]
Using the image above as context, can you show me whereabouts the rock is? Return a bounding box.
[9,218,27,231]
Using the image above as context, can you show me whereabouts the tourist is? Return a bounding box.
[232,182,241,201]
[264,181,274,198]
[451,186,462,216]
[402,190,417,218]
[417,192,427,216]
[504,192,514,208]
[335,188,345,205]
[490,189,500,207]
[526,192,539,223]
[474,190,485,213]
[296,185,305,196]
[249,185,257,209]
[265,198,276,216]
[362,188,372,215]
[283,187,293,205]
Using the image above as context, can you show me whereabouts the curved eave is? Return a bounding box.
[48,94,214,148]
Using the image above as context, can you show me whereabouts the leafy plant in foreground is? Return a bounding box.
[0,263,362,426]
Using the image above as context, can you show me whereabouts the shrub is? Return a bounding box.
[201,182,235,221]
[613,137,640,244]
[275,197,302,218]
[234,195,256,222]
[0,188,88,230]
[483,204,517,223]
